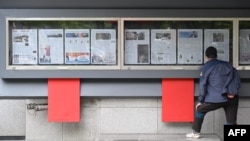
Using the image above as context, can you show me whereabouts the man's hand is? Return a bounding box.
[196,102,202,110]
[227,94,235,99]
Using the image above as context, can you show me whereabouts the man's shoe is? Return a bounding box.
[186,132,201,139]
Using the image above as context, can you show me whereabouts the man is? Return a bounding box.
[186,46,240,139]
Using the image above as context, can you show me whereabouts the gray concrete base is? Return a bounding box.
[97,134,221,141]
[0,134,221,141]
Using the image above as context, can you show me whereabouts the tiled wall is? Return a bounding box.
[1,98,250,141]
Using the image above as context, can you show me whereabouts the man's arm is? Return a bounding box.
[198,70,209,103]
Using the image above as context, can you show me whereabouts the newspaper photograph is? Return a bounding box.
[65,29,90,64]
[204,29,230,62]
[151,29,177,64]
[177,29,203,64]
[38,29,64,64]
[12,29,38,64]
[239,29,250,64]
[91,29,117,64]
[124,29,150,64]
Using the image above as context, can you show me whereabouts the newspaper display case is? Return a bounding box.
[6,18,121,70]
[121,18,234,70]
[6,17,237,71]
[6,18,237,71]
[4,17,247,79]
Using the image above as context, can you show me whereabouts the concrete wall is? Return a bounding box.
[0,100,26,136]
[1,98,249,140]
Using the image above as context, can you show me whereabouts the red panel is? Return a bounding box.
[48,78,80,122]
[162,78,194,122]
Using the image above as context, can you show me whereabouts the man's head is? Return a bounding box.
[205,46,217,59]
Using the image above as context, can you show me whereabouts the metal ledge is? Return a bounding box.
[0,0,250,9]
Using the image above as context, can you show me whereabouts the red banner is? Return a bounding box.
[162,78,194,122]
[48,78,80,122]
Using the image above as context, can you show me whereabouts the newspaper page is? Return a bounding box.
[38,29,64,64]
[65,29,90,64]
[12,29,38,64]
[204,29,230,62]
[177,29,203,64]
[239,29,250,64]
[151,29,176,64]
[124,29,150,64]
[90,29,116,64]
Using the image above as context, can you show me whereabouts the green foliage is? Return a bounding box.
[12,20,117,29]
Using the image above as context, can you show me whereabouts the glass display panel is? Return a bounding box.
[7,18,119,70]
[151,29,176,64]
[177,29,203,64]
[91,29,117,64]
[239,20,250,66]
[12,29,38,65]
[204,29,230,62]
[65,29,90,64]
[124,29,150,64]
[122,19,233,70]
[38,29,64,64]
